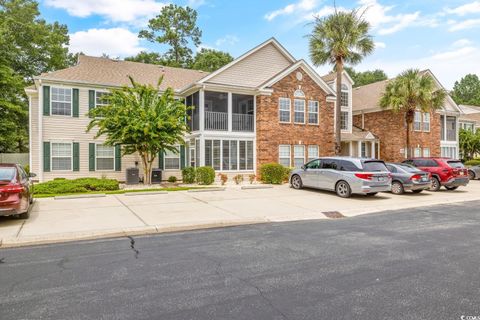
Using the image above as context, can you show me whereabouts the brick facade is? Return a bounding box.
[256,68,335,170]
[353,110,441,162]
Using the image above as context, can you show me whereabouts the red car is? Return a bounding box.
[0,164,34,219]
[403,157,469,191]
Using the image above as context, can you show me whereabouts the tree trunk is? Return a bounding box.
[140,152,150,185]
[334,59,343,155]
[405,110,414,158]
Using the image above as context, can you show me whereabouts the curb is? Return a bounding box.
[241,185,273,190]
[55,194,106,200]
[187,187,226,193]
[124,191,168,196]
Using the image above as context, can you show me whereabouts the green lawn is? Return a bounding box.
[34,186,208,198]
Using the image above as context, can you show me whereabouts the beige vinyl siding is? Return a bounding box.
[30,95,40,176]
[33,83,177,182]
[206,43,292,88]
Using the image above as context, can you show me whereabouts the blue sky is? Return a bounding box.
[39,0,480,89]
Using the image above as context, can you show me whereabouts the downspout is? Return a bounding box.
[38,80,43,182]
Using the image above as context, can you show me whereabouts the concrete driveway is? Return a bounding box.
[1,181,480,247]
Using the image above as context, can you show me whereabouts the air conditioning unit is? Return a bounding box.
[126,167,140,185]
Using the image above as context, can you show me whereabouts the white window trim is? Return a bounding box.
[307,145,319,162]
[340,111,349,132]
[95,90,110,108]
[204,139,255,172]
[279,144,291,167]
[413,111,422,132]
[414,147,422,157]
[50,86,73,117]
[163,146,181,171]
[293,99,306,124]
[423,112,431,132]
[279,97,291,123]
[423,147,430,157]
[308,101,319,125]
[95,144,115,171]
[294,145,305,168]
[51,141,73,172]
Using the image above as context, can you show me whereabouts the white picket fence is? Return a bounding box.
[0,153,29,166]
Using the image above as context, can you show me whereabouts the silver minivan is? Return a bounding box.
[289,157,392,198]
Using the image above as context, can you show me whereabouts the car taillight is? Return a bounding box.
[355,173,373,180]
[0,184,24,193]
[410,174,422,181]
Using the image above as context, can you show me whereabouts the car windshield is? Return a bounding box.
[397,164,421,173]
[0,168,15,181]
[447,161,465,168]
[362,161,388,172]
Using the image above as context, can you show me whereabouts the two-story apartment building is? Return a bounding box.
[26,38,339,182]
[351,70,462,162]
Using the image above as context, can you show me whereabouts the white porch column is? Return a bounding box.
[349,142,353,156]
[371,141,376,159]
[358,141,362,157]
[38,82,43,182]
[199,136,205,166]
[199,89,205,132]
[228,92,232,132]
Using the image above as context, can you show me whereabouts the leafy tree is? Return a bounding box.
[344,66,388,87]
[451,74,480,106]
[87,77,190,185]
[459,128,480,160]
[191,48,233,72]
[139,4,202,68]
[309,9,374,155]
[0,0,73,152]
[125,51,166,65]
[379,69,446,158]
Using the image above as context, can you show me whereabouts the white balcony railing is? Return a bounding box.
[232,113,254,132]
[205,111,228,131]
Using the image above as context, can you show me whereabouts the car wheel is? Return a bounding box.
[468,170,476,180]
[17,210,30,219]
[29,194,33,204]
[335,181,352,198]
[430,177,441,192]
[291,175,303,190]
[412,190,423,194]
[445,186,458,191]
[391,181,404,195]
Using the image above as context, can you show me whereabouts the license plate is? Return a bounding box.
[460,172,464,176]
[377,177,385,182]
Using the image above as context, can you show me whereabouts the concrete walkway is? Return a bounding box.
[1,181,480,247]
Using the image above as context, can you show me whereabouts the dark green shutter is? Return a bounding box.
[89,143,95,171]
[43,86,50,116]
[88,90,95,117]
[180,146,186,169]
[115,145,121,171]
[43,142,50,172]
[72,88,79,117]
[73,142,80,171]
[159,150,164,169]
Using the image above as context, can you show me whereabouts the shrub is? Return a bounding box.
[33,177,119,195]
[465,159,480,166]
[167,176,177,183]
[233,174,243,185]
[218,173,228,185]
[24,164,30,175]
[181,167,196,184]
[195,166,215,185]
[248,174,256,184]
[260,163,290,184]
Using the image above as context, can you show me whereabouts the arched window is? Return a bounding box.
[294,89,305,98]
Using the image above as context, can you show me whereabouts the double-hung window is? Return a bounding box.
[423,112,430,132]
[95,91,110,107]
[294,99,305,123]
[307,145,318,162]
[96,145,115,170]
[414,111,422,131]
[414,147,422,157]
[308,101,319,124]
[294,145,305,168]
[341,84,349,107]
[279,98,291,122]
[51,87,72,116]
[164,148,180,170]
[51,143,72,171]
[279,145,291,167]
[341,111,349,131]
[423,148,430,157]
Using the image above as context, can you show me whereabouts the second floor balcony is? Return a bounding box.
[204,112,254,131]
[441,115,457,141]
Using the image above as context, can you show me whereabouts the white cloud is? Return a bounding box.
[69,28,145,57]
[377,12,420,35]
[448,18,480,31]
[265,0,318,21]
[453,38,473,47]
[431,46,476,60]
[215,35,239,47]
[45,0,165,24]
[374,41,386,49]
[445,1,480,16]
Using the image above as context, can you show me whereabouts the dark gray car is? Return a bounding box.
[385,163,431,194]
[467,165,480,180]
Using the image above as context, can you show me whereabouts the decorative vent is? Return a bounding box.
[294,89,305,98]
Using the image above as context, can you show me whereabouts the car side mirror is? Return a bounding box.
[301,165,306,170]
[29,172,37,178]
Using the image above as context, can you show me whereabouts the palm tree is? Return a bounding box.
[379,69,447,158]
[309,8,374,155]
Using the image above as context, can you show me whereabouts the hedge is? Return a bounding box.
[181,167,196,183]
[465,159,480,166]
[195,166,215,185]
[259,163,291,184]
[33,177,119,195]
